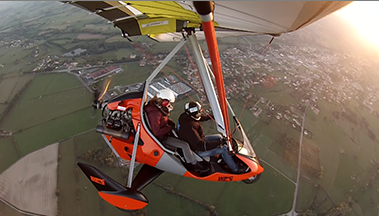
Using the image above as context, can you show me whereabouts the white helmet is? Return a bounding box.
[156,89,176,103]
[185,101,202,120]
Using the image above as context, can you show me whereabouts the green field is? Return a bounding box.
[108,63,155,88]
[0,137,21,174]
[105,36,127,43]
[0,47,35,75]
[0,75,34,103]
[14,107,99,156]
[0,73,100,156]
[115,48,135,60]
[75,130,109,156]
[21,73,82,100]
[287,92,379,214]
[2,86,92,131]
[296,177,318,212]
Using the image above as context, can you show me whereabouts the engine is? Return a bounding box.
[103,106,133,132]
[97,105,135,137]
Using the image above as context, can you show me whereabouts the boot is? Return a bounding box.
[234,166,250,174]
[193,161,210,173]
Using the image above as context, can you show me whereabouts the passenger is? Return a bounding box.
[144,89,209,172]
[177,101,247,174]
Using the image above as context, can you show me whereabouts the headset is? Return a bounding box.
[161,99,169,107]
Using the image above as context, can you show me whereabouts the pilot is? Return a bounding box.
[177,101,247,174]
[144,89,209,172]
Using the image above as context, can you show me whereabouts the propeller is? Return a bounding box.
[90,78,112,119]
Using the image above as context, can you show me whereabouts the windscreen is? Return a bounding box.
[231,121,257,158]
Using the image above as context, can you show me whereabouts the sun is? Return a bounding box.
[335,1,379,48]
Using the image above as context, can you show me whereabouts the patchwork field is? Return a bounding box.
[3,86,91,131]
[21,73,83,100]
[13,107,99,156]
[77,33,107,40]
[108,63,155,88]
[0,137,20,174]
[1,73,99,157]
[0,75,34,103]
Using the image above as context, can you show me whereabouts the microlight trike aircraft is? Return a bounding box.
[64,1,351,211]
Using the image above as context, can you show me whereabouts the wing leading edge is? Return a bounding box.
[64,1,351,41]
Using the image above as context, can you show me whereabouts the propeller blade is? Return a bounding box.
[90,77,112,119]
[98,78,112,101]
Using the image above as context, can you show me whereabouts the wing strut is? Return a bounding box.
[131,164,164,191]
[194,1,233,151]
[128,122,141,188]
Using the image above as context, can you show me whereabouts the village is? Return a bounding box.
[1,32,375,142]
[41,35,375,141]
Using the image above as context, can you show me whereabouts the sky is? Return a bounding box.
[335,1,379,48]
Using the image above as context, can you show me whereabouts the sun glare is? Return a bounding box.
[335,1,379,48]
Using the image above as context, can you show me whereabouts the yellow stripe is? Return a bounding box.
[123,1,201,24]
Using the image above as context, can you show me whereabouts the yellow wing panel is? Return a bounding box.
[123,1,201,23]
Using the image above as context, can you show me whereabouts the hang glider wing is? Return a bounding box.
[64,1,351,41]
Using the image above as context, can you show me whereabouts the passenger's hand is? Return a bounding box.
[221,137,227,144]
[168,119,175,127]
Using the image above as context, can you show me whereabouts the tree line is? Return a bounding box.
[0,79,32,127]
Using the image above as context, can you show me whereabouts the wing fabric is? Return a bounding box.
[65,1,351,40]
[212,1,352,36]
[67,1,201,37]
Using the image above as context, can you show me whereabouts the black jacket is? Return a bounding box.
[178,112,217,152]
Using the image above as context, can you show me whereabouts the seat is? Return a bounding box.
[143,109,206,162]
[142,110,178,152]
[143,111,153,132]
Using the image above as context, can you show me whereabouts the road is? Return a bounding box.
[242,36,253,50]
[285,99,311,216]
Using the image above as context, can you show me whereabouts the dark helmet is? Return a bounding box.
[185,101,202,120]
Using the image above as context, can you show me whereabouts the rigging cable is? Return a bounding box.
[126,36,210,109]
[183,43,216,121]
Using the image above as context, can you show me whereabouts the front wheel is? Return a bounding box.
[242,157,262,184]
[242,173,262,184]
